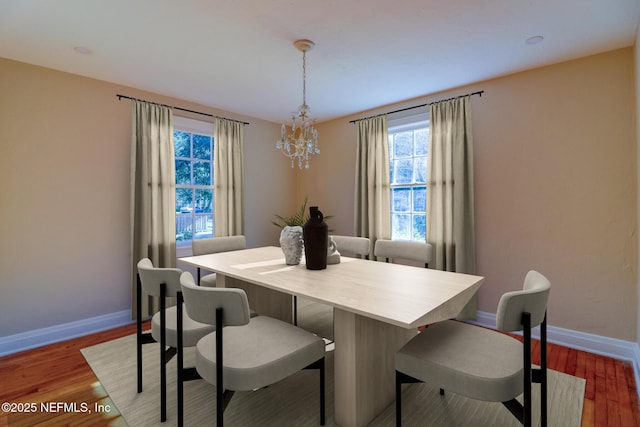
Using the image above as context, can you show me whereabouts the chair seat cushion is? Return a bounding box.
[151,306,215,347]
[396,320,523,402]
[196,316,325,391]
[200,273,217,287]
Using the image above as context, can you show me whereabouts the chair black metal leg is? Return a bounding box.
[216,307,224,427]
[177,292,184,427]
[136,273,157,395]
[302,358,326,425]
[395,371,423,426]
[293,295,298,325]
[137,274,143,393]
[541,313,548,427]
[522,312,532,427]
[160,284,167,423]
[501,310,544,427]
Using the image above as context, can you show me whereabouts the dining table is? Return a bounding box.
[179,246,484,427]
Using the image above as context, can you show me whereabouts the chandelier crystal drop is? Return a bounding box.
[276,39,320,169]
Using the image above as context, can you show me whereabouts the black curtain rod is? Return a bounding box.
[349,90,484,124]
[116,94,250,125]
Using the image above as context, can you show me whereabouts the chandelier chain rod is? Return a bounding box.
[302,50,307,107]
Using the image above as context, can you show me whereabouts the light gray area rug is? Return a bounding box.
[82,305,584,426]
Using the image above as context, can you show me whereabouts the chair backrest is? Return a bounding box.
[373,239,432,265]
[331,235,370,258]
[180,271,251,327]
[496,270,551,333]
[137,258,183,297]
[191,235,246,256]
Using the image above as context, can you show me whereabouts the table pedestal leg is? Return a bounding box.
[333,309,416,427]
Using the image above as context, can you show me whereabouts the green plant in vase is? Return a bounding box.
[271,197,333,229]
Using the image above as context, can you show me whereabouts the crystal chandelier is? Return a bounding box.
[276,39,320,169]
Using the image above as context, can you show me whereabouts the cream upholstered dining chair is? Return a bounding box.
[179,271,326,427]
[136,258,215,423]
[294,234,371,336]
[373,238,432,268]
[330,235,371,259]
[395,270,551,427]
[293,235,370,328]
[191,235,246,286]
[190,235,258,320]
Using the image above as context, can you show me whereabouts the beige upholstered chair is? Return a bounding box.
[191,235,258,321]
[180,272,326,426]
[293,235,370,328]
[330,235,371,259]
[191,235,246,286]
[294,234,371,336]
[136,258,215,423]
[395,270,551,427]
[373,239,432,268]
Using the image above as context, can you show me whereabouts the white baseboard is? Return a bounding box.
[471,310,640,397]
[634,343,640,401]
[0,310,133,357]
[2,308,640,394]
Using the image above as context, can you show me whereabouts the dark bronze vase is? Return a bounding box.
[303,206,328,270]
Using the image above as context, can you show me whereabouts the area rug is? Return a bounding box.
[82,332,584,426]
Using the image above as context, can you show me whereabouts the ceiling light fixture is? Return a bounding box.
[276,39,319,169]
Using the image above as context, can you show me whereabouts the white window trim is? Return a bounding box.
[388,111,429,131]
[173,115,214,135]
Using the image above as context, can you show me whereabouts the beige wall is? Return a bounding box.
[636,30,640,346]
[1,47,638,343]
[0,58,290,337]
[305,48,638,341]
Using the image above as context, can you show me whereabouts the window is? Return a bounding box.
[174,117,214,247]
[389,115,429,241]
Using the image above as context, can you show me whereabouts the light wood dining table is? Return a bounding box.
[179,246,484,427]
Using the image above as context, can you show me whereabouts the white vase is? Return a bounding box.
[280,226,303,265]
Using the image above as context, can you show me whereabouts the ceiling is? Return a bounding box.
[1,0,639,123]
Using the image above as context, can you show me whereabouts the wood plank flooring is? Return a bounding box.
[0,321,638,426]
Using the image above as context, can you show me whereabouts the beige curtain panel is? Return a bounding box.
[428,96,476,319]
[354,115,391,251]
[130,101,176,319]
[214,117,244,237]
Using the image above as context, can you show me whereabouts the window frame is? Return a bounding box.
[388,113,429,242]
[173,116,215,249]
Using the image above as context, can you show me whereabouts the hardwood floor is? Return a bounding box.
[0,321,638,426]
[0,323,140,427]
